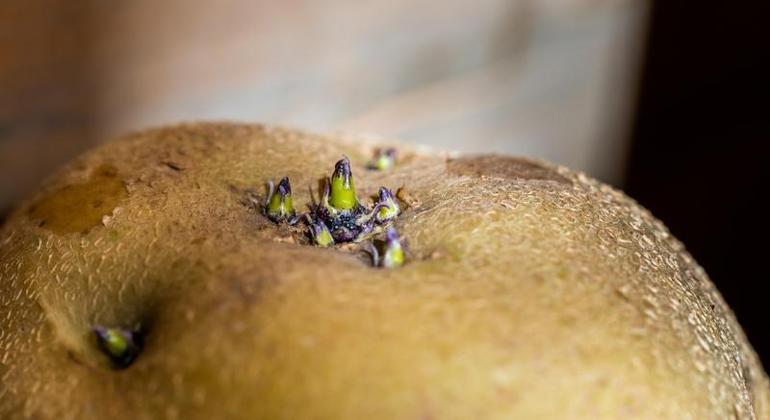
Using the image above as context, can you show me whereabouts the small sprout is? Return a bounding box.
[329,157,360,211]
[381,227,405,268]
[93,326,142,368]
[264,177,297,223]
[305,157,403,244]
[364,227,406,268]
[367,148,397,171]
[307,215,335,247]
[375,187,400,222]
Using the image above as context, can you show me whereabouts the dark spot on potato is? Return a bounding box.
[395,186,421,209]
[446,155,570,184]
[163,161,183,171]
[27,164,128,234]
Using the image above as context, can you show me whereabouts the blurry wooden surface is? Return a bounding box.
[0,0,647,218]
[0,2,97,218]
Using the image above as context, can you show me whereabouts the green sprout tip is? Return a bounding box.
[264,177,296,223]
[93,326,141,368]
[329,157,359,211]
[381,227,405,268]
[367,148,397,171]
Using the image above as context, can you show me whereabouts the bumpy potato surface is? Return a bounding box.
[0,123,767,419]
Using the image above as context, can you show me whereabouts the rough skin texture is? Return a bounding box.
[0,123,768,419]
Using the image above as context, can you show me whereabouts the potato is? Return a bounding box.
[0,123,767,419]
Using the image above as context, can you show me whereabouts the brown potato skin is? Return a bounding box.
[1,123,768,419]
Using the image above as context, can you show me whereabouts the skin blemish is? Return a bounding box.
[396,186,421,210]
[446,155,571,184]
[27,164,128,234]
[162,161,183,171]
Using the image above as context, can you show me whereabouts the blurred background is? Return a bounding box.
[1,1,767,364]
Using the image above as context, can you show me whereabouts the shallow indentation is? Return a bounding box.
[28,164,128,234]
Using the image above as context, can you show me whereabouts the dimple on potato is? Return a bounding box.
[0,123,768,419]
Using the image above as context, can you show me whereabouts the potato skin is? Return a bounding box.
[0,123,767,419]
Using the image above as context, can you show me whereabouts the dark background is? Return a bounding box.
[627,0,769,367]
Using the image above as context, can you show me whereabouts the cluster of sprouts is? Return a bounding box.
[262,152,404,269]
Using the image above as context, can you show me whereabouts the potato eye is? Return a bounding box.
[93,326,142,369]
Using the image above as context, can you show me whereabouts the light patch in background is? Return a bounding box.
[0,0,648,215]
[92,0,648,185]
